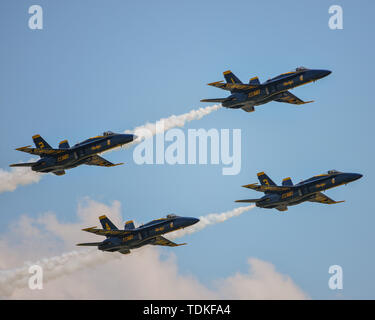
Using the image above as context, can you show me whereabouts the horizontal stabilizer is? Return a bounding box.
[76,242,102,246]
[207,81,260,92]
[200,98,229,103]
[235,199,262,203]
[9,162,37,167]
[15,146,64,156]
[82,226,136,237]
[242,183,293,192]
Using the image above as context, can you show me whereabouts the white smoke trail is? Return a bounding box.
[0,250,121,297]
[1,105,221,193]
[0,163,42,194]
[131,104,221,137]
[0,205,253,297]
[168,205,255,239]
[104,104,222,153]
[129,104,222,145]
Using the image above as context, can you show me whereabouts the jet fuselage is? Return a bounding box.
[12,132,136,175]
[257,171,362,210]
[97,215,199,253]
[33,133,134,173]
[223,68,331,109]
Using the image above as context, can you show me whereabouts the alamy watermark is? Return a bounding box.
[28,5,43,30]
[132,121,242,176]
[328,265,343,290]
[328,5,343,30]
[28,265,43,290]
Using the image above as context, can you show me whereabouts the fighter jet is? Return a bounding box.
[201,67,331,112]
[10,131,136,176]
[77,214,200,254]
[236,170,362,211]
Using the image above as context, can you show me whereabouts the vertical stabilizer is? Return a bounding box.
[282,177,293,186]
[223,70,242,84]
[32,134,52,149]
[249,76,260,85]
[59,140,70,149]
[99,215,118,230]
[124,220,135,230]
[257,172,276,186]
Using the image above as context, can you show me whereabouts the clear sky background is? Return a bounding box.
[0,0,374,299]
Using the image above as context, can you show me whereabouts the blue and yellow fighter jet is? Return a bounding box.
[10,131,136,176]
[236,170,362,211]
[201,67,331,112]
[77,214,200,254]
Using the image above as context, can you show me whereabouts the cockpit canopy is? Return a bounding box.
[328,169,341,174]
[166,214,178,219]
[295,66,308,71]
[103,131,114,136]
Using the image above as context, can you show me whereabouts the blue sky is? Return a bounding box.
[0,0,374,299]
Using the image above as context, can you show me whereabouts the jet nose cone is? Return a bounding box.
[191,217,200,225]
[319,69,332,78]
[119,133,136,144]
[184,217,200,226]
[344,172,363,183]
[310,69,331,81]
[351,173,363,181]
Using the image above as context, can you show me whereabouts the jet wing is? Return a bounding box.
[151,236,186,247]
[207,81,259,92]
[274,91,314,105]
[82,226,135,236]
[15,146,65,156]
[85,155,123,167]
[309,192,345,205]
[242,183,293,192]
